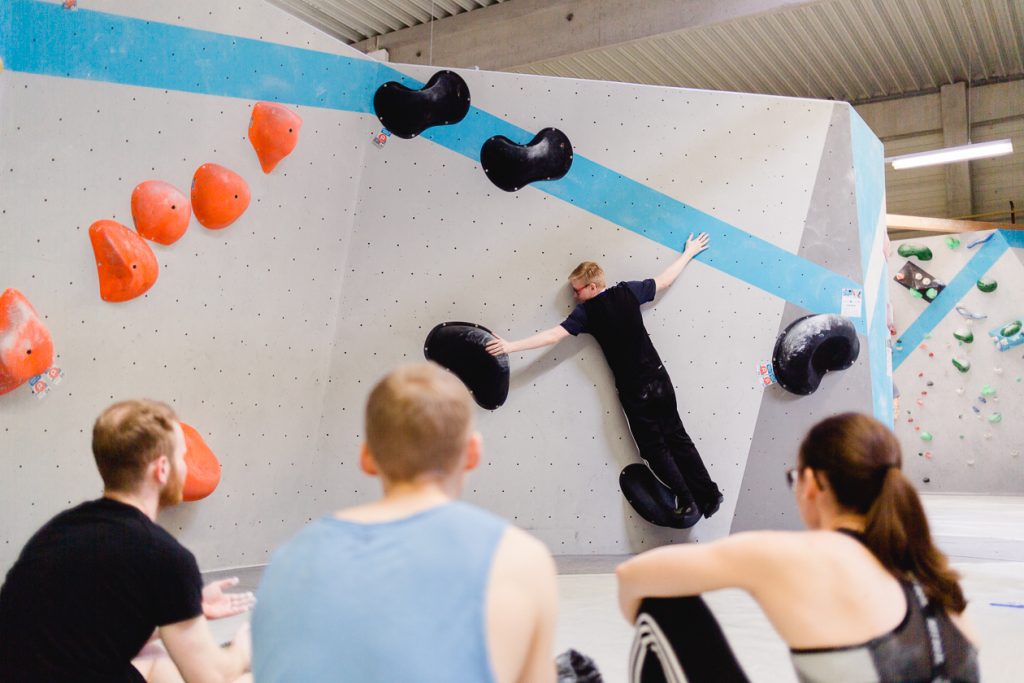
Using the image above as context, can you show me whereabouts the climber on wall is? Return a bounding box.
[486,233,722,528]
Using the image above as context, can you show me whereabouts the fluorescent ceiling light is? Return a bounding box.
[887,139,1014,170]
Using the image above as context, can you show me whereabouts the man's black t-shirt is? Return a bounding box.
[561,279,664,391]
[0,498,203,683]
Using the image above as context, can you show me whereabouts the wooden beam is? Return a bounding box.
[351,0,815,70]
[886,214,1021,234]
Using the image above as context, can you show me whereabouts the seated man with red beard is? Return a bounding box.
[0,400,252,683]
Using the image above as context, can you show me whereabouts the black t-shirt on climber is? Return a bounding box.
[561,279,664,392]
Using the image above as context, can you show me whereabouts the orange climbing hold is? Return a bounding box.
[180,422,222,502]
[248,102,303,174]
[0,289,54,396]
[131,180,191,245]
[88,220,159,302]
[191,163,250,229]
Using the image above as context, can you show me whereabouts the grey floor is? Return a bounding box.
[207,494,1024,682]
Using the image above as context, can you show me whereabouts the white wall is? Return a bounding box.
[0,0,371,571]
[1,0,888,571]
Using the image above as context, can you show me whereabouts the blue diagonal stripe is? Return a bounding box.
[849,110,885,281]
[892,231,1009,369]
[2,0,866,329]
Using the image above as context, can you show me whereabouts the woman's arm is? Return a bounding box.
[615,531,786,622]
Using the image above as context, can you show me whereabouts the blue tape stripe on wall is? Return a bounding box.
[868,269,893,426]
[849,110,886,282]
[3,0,866,327]
[892,231,1009,370]
[0,1,380,111]
[1002,229,1024,248]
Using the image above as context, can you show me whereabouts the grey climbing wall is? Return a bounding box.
[731,105,879,533]
[1,0,889,573]
[0,0,371,573]
[890,231,1024,494]
[318,63,889,551]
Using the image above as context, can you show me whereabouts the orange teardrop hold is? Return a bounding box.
[88,220,159,302]
[191,163,250,230]
[249,102,303,174]
[131,180,191,245]
[0,288,55,396]
[180,422,222,502]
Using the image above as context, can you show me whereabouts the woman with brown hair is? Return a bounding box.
[616,412,979,682]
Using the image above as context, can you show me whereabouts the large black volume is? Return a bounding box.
[771,314,860,395]
[480,127,573,192]
[424,322,510,410]
[373,70,471,139]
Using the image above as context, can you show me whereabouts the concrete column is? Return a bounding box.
[940,81,972,218]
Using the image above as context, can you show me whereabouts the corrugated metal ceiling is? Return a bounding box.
[268,0,508,44]
[271,0,1024,104]
[520,0,1024,103]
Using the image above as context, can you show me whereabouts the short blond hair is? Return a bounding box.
[569,261,605,288]
[92,400,178,492]
[365,363,473,482]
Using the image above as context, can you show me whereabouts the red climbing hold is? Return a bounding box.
[248,102,303,174]
[191,163,250,230]
[180,421,222,502]
[0,289,54,396]
[88,220,159,302]
[131,180,191,245]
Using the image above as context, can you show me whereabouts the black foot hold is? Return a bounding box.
[480,127,573,192]
[423,321,509,410]
[373,70,471,139]
[619,464,701,529]
[771,314,860,395]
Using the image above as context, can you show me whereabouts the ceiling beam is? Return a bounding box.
[351,0,818,70]
[887,214,1020,234]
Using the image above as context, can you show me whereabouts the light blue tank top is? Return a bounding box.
[252,501,508,683]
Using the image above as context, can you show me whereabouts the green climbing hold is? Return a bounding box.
[952,357,971,373]
[953,328,974,343]
[988,413,1002,424]
[920,431,933,442]
[977,278,997,293]
[898,244,933,260]
[981,385,996,397]
[1000,320,1022,337]
[944,236,961,249]
[909,289,923,299]
[926,288,938,299]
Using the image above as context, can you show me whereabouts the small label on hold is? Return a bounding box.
[372,128,391,148]
[27,366,65,400]
[757,361,777,387]
[841,288,863,318]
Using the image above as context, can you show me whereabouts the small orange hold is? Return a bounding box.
[248,102,303,174]
[131,180,191,245]
[0,289,54,395]
[191,163,250,229]
[180,422,222,502]
[88,220,159,302]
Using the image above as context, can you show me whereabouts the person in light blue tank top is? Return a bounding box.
[252,363,559,683]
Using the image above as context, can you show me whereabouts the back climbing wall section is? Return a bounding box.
[316,63,891,550]
[0,0,373,573]
[890,230,1024,494]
